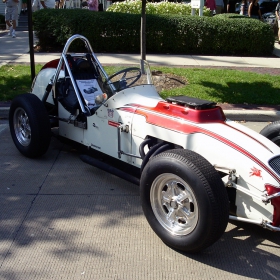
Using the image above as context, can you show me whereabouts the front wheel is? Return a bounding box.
[9,93,51,158]
[259,121,280,147]
[140,149,229,253]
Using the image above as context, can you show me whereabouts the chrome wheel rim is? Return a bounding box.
[150,173,198,236]
[13,107,31,146]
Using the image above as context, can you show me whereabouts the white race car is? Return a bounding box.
[9,35,280,253]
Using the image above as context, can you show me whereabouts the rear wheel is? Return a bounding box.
[9,93,51,158]
[260,121,280,147]
[140,149,229,253]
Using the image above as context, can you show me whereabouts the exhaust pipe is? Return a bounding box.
[80,154,140,186]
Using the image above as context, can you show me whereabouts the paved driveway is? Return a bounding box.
[0,121,280,280]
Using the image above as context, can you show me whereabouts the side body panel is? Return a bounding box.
[31,66,280,226]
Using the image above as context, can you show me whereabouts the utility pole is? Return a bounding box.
[140,0,146,73]
[27,0,35,82]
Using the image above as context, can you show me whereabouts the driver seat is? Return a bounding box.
[56,54,104,115]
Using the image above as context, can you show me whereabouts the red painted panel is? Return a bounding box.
[265,184,280,227]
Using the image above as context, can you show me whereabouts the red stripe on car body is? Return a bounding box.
[118,102,280,183]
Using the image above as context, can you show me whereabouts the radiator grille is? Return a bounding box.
[269,156,280,176]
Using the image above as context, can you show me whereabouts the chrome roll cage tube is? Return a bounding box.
[42,34,116,116]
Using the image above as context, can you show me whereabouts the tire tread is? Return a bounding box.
[141,148,229,252]
[9,93,51,158]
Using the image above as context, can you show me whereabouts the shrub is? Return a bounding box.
[107,0,212,17]
[33,9,274,56]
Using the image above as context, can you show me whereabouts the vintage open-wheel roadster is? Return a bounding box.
[9,35,280,253]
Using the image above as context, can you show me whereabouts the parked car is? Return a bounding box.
[258,0,278,14]
[236,0,278,15]
[9,34,280,253]
[263,11,277,28]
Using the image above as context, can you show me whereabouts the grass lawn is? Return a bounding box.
[0,65,44,102]
[1,64,280,105]
[156,67,280,105]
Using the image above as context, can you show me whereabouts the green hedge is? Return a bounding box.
[33,9,274,56]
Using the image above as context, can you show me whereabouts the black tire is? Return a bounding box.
[140,149,229,253]
[9,93,51,158]
[259,121,280,147]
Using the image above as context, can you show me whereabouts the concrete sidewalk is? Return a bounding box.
[0,30,280,121]
[1,31,280,280]
[1,119,279,280]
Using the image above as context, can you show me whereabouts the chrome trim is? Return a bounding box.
[150,174,199,236]
[221,172,274,203]
[213,164,236,174]
[232,182,263,201]
[229,215,262,225]
[117,124,141,159]
[263,191,280,202]
[269,155,280,177]
[264,223,280,231]
[229,215,280,231]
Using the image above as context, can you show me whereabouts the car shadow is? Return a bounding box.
[1,124,280,279]
[177,220,280,278]
[199,80,280,105]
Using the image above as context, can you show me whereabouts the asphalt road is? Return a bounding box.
[0,120,280,280]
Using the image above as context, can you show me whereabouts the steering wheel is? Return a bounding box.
[104,67,141,91]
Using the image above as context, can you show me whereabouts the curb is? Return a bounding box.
[0,108,9,120]
[1,106,279,122]
[224,109,280,122]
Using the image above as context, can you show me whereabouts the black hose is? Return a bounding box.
[151,143,171,158]
[139,138,153,159]
[41,83,53,104]
[140,142,166,173]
